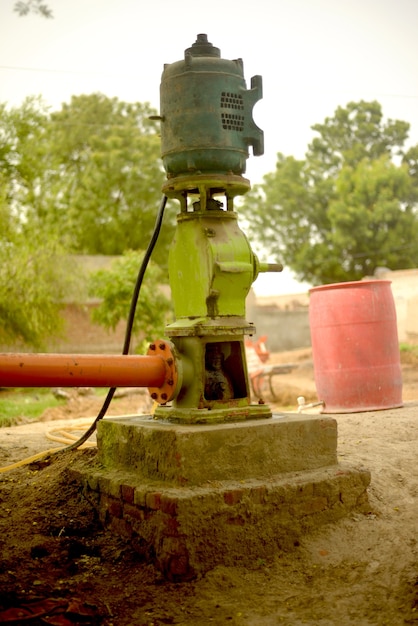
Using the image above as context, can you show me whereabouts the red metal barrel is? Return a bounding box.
[309,280,403,413]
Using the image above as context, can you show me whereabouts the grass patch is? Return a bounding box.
[399,343,418,366]
[400,343,418,354]
[0,388,66,427]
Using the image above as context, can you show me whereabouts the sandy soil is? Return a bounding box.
[0,349,417,625]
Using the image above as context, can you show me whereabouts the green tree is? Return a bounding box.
[0,95,172,348]
[0,223,72,349]
[0,97,49,217]
[14,1,53,18]
[0,98,75,348]
[89,251,172,353]
[27,93,174,267]
[241,101,418,285]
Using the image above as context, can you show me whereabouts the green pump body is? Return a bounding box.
[169,210,255,322]
[159,34,263,178]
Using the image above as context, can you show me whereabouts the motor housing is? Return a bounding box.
[159,34,263,179]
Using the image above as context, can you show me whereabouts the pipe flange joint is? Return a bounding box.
[147,339,180,405]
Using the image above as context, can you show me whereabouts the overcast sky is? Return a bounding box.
[1,0,417,294]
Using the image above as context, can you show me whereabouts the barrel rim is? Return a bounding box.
[309,279,392,294]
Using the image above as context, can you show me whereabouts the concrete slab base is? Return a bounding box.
[71,414,370,580]
[95,414,340,482]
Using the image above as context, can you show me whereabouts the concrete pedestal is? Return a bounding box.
[72,414,370,580]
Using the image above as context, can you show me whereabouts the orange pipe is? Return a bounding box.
[0,353,166,388]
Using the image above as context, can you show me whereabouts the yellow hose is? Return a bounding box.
[1,404,157,474]
[45,422,97,447]
[0,448,67,472]
[0,421,96,473]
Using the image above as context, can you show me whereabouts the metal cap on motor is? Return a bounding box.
[185,33,220,58]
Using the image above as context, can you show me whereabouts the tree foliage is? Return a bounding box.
[0,224,72,349]
[0,94,173,347]
[14,0,53,18]
[241,101,418,285]
[24,93,173,267]
[0,98,74,348]
[89,251,172,353]
[0,97,49,222]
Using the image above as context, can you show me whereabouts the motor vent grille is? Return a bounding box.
[221,92,244,131]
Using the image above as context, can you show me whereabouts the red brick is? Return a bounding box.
[108,498,123,519]
[249,486,267,505]
[224,489,244,506]
[121,484,135,504]
[160,495,178,516]
[123,503,145,522]
[146,492,162,510]
[100,494,123,518]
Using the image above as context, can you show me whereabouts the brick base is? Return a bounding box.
[70,459,370,581]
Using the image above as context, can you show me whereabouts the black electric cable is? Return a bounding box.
[63,194,168,452]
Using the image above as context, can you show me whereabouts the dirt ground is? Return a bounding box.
[1,348,418,625]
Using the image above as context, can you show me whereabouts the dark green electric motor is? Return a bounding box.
[159,34,264,179]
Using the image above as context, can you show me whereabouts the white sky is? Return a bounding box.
[1,0,418,295]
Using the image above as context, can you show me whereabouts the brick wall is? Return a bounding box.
[49,303,127,354]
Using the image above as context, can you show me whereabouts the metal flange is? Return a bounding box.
[147,340,180,405]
